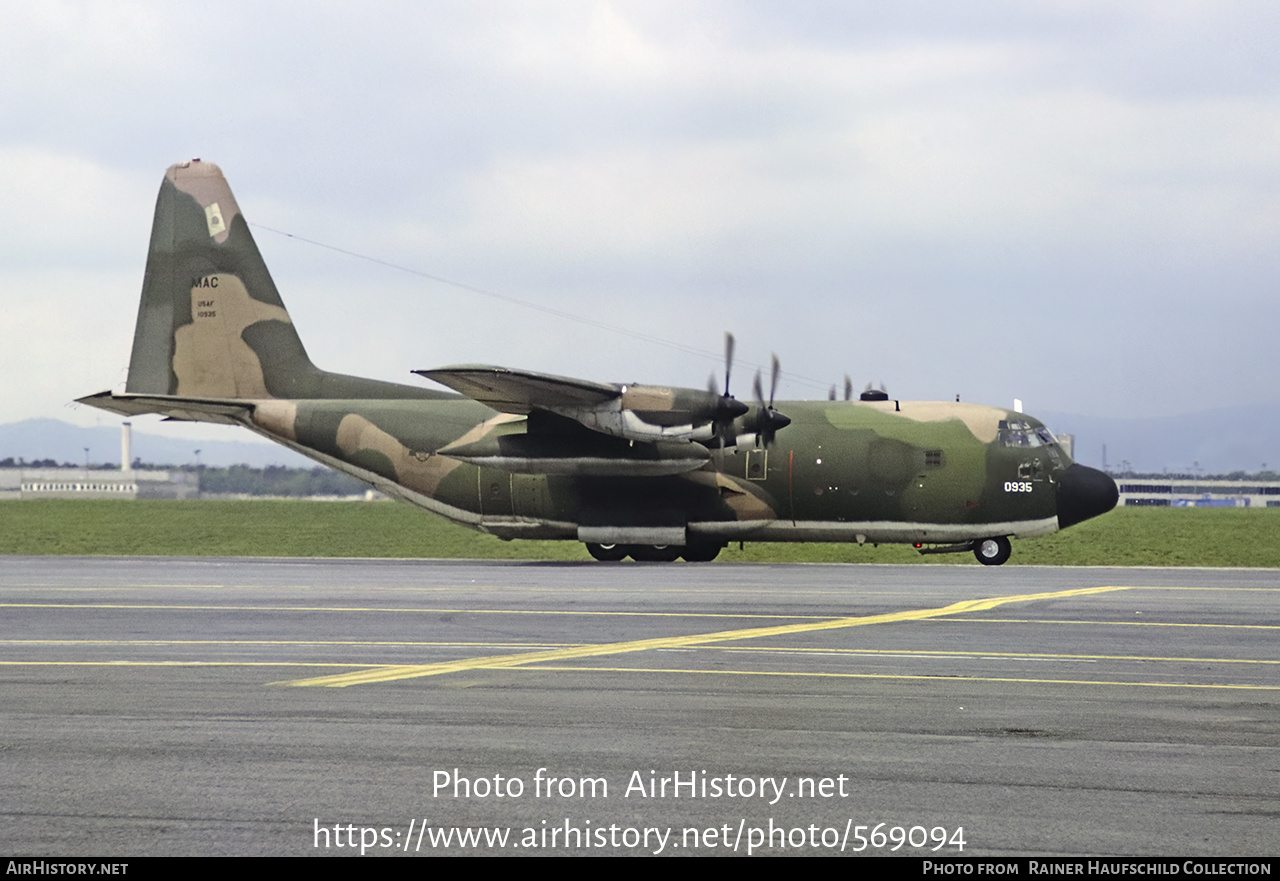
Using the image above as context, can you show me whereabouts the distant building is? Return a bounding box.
[1116,478,1280,508]
[0,467,198,500]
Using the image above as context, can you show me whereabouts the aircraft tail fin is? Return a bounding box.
[124,160,320,400]
[84,161,441,421]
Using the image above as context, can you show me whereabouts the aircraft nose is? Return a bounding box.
[1056,463,1119,529]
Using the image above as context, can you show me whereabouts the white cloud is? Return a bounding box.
[0,149,152,267]
[2,1,1278,429]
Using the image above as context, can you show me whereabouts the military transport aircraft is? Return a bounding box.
[80,161,1118,564]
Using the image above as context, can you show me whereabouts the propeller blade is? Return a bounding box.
[706,333,747,465]
[723,332,735,399]
[769,353,780,408]
[844,375,853,402]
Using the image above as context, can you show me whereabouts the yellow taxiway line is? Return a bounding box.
[277,584,1131,687]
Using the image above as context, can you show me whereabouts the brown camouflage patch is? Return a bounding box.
[252,399,299,441]
[620,385,676,412]
[168,162,241,245]
[439,412,527,452]
[173,274,291,398]
[683,470,777,521]
[336,413,462,496]
[826,401,1004,444]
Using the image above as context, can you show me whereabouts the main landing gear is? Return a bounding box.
[587,536,1014,565]
[584,542,628,561]
[584,541,724,563]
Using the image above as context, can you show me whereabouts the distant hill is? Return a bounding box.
[0,419,312,468]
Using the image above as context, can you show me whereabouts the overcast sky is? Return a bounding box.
[4,1,1277,448]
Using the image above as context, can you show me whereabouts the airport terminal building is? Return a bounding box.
[1116,478,1280,508]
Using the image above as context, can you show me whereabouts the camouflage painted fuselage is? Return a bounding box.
[245,394,1061,546]
[81,161,1117,561]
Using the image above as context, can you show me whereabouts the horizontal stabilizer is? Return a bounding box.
[76,391,254,426]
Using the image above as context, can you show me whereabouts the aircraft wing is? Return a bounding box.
[417,364,741,445]
[414,365,620,415]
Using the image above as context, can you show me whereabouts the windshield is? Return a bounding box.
[997,420,1054,448]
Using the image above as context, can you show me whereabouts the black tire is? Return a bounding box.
[585,542,627,561]
[628,545,681,562]
[681,541,723,562]
[973,536,1012,566]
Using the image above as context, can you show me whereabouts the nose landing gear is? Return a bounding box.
[973,536,1012,566]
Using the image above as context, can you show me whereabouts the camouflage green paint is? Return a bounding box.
[80,161,1118,563]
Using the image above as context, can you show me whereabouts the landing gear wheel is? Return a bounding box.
[628,545,681,562]
[973,536,1012,566]
[681,541,723,562]
[585,542,627,561]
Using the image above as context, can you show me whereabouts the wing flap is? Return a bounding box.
[414,365,619,414]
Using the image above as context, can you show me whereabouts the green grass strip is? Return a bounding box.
[1,500,1277,566]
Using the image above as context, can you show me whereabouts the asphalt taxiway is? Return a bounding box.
[1,557,1276,856]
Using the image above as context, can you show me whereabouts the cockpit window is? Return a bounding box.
[998,420,1052,448]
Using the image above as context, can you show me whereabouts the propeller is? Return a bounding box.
[752,353,791,446]
[708,333,749,465]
